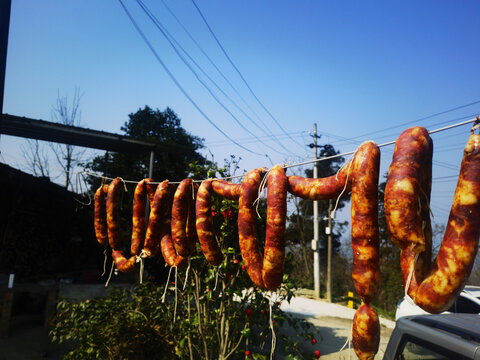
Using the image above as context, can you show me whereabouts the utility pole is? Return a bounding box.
[312,123,320,298]
[326,199,333,302]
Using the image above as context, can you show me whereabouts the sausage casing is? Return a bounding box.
[352,303,380,360]
[94,184,108,246]
[131,179,152,256]
[160,184,187,267]
[106,178,125,250]
[143,180,170,258]
[385,127,432,253]
[351,141,380,303]
[171,179,193,257]
[112,250,137,273]
[196,179,223,266]
[287,159,352,200]
[238,168,267,288]
[262,165,288,290]
[211,180,241,200]
[414,133,480,313]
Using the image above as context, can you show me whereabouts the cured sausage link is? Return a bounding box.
[171,179,193,257]
[414,133,480,313]
[238,168,267,288]
[161,184,187,267]
[352,304,380,360]
[94,184,108,246]
[351,141,380,303]
[131,179,151,256]
[112,250,137,273]
[262,165,288,290]
[106,178,125,250]
[385,127,432,253]
[143,180,170,258]
[186,183,199,255]
[400,138,433,297]
[286,159,352,200]
[196,180,223,266]
[211,180,241,200]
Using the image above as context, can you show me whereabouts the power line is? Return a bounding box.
[159,0,288,147]
[136,0,292,157]
[117,0,269,160]
[190,0,305,150]
[348,100,480,140]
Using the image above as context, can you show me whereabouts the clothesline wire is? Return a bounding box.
[80,116,479,185]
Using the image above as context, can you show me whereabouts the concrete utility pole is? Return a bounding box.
[326,199,333,302]
[312,123,321,298]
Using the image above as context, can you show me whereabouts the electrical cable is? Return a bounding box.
[117,0,269,160]
[136,0,291,158]
[190,0,305,150]
[160,0,294,151]
[348,100,480,140]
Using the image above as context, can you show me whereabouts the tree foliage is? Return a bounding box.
[86,106,207,182]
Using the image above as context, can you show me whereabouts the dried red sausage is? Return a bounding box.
[106,177,125,250]
[238,168,267,288]
[352,304,380,360]
[112,250,137,273]
[171,179,194,257]
[414,133,480,313]
[287,159,352,200]
[143,180,170,258]
[160,184,187,267]
[131,179,152,256]
[351,141,380,303]
[94,184,108,246]
[385,127,432,253]
[262,165,288,290]
[211,179,241,200]
[196,179,223,266]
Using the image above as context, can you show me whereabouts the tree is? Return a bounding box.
[87,106,207,182]
[50,88,86,190]
[21,139,50,178]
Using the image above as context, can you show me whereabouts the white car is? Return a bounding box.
[395,285,480,321]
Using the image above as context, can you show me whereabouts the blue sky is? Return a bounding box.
[2,1,480,234]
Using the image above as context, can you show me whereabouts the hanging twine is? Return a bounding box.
[269,292,277,360]
[105,260,115,288]
[183,258,191,291]
[405,252,420,304]
[161,266,175,303]
[101,248,108,277]
[212,266,220,292]
[137,256,144,284]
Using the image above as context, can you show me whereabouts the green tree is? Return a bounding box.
[87,106,207,181]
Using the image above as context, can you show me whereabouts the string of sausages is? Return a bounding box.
[93,124,480,360]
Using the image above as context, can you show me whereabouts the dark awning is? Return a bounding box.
[1,114,156,153]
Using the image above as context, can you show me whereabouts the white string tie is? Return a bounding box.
[161,266,175,303]
[105,260,115,288]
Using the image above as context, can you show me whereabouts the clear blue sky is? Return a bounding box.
[2,0,480,234]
